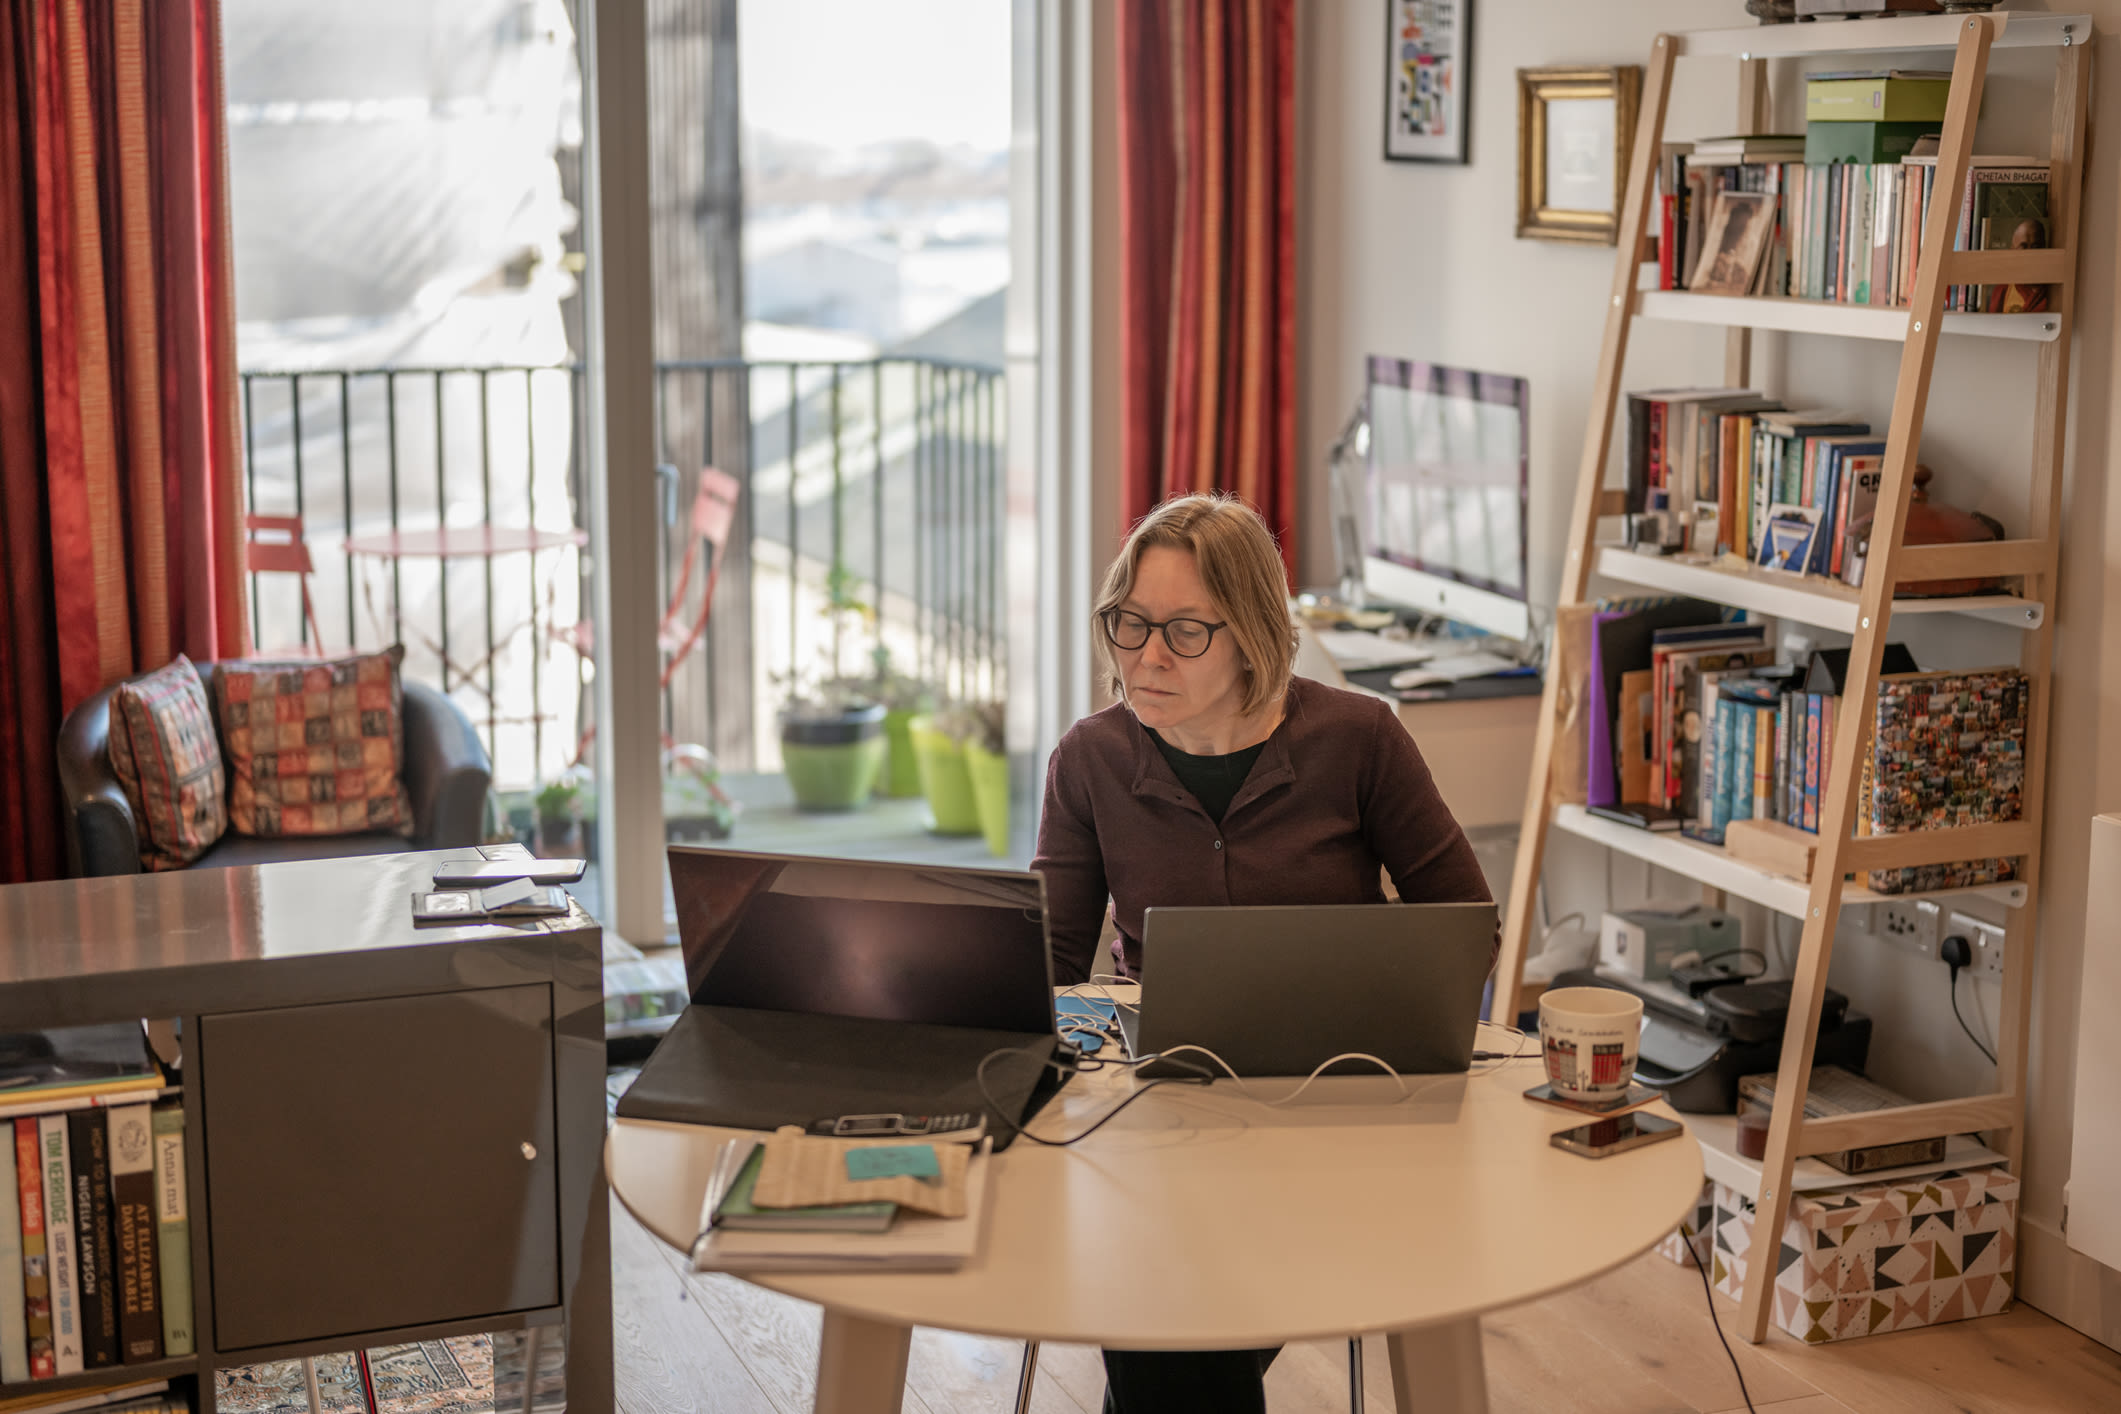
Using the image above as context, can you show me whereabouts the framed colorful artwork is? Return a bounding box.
[1384,0,1472,164]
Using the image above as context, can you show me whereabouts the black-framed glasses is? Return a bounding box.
[1101,609,1227,658]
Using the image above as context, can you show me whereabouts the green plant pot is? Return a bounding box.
[781,703,888,811]
[879,707,924,797]
[909,718,981,835]
[963,740,1010,858]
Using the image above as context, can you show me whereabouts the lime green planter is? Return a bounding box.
[781,703,887,810]
[963,740,1010,858]
[879,707,924,797]
[910,718,981,835]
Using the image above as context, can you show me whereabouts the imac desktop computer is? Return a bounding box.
[1361,354,1531,641]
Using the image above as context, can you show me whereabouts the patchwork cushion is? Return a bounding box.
[107,655,228,870]
[214,646,415,838]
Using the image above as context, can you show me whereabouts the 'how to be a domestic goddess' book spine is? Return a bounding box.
[0,1132,27,1383]
[39,1115,83,1374]
[16,1119,53,1378]
[71,1108,120,1368]
[151,1105,193,1357]
[108,1105,162,1364]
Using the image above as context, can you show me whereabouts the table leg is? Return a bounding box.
[813,1310,912,1414]
[1386,1318,1487,1414]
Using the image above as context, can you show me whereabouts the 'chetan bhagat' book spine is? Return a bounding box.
[0,1129,28,1382]
[70,1108,120,1368]
[15,1119,53,1379]
[150,1105,192,1356]
[107,1105,162,1363]
[37,1116,82,1374]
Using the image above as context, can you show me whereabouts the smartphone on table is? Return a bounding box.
[431,858,588,886]
[1550,1111,1684,1159]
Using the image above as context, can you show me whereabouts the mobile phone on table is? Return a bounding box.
[431,858,587,886]
[1550,1111,1684,1159]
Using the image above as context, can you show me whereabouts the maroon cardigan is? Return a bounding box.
[1031,675,1495,986]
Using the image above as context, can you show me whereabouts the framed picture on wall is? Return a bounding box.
[1515,65,1642,244]
[1384,0,1472,164]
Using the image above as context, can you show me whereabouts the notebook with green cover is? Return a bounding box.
[714,1145,896,1233]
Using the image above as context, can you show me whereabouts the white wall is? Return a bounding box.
[1296,0,2121,1345]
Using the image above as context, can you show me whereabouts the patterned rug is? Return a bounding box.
[215,1332,566,1414]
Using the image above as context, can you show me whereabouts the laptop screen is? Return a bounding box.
[668,847,1056,1035]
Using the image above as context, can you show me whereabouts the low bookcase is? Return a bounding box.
[0,852,610,1414]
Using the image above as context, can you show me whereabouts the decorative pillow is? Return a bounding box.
[214,646,415,838]
[107,655,229,870]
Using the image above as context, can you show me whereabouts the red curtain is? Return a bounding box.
[0,0,249,885]
[1117,0,1297,573]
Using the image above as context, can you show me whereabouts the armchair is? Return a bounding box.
[57,660,492,877]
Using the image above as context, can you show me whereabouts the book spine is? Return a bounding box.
[1805,693,1824,832]
[1697,673,1722,831]
[16,1119,51,1379]
[107,1106,161,1364]
[68,1110,118,1368]
[1792,694,1810,826]
[1853,164,1875,304]
[1649,401,1666,496]
[39,1116,81,1375]
[1729,701,1755,825]
[1711,698,1735,837]
[1753,704,1773,822]
[1822,695,1838,822]
[150,1106,192,1358]
[1660,191,1677,290]
[0,1129,24,1383]
[1774,694,1790,826]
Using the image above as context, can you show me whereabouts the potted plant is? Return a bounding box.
[534,778,581,856]
[663,742,739,841]
[863,646,936,798]
[913,700,1007,854]
[777,562,890,811]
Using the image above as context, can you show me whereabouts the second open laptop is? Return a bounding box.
[1116,902,1499,1078]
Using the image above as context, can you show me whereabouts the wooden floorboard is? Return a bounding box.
[610,1191,2121,1413]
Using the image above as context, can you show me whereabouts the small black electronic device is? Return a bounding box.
[431,857,588,886]
[807,1112,986,1141]
[1550,1111,1684,1159]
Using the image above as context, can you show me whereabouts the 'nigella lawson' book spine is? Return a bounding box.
[0,1129,26,1383]
[17,1118,54,1379]
[150,1105,193,1357]
[38,1116,82,1374]
[108,1105,162,1364]
[69,1109,119,1368]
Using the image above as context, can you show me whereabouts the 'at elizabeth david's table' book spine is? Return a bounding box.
[0,1128,27,1382]
[17,1117,55,1378]
[109,1104,163,1364]
[71,1108,121,1368]
[39,1115,84,1374]
[151,1105,193,1357]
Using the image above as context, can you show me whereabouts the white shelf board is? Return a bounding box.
[1633,289,2060,345]
[1591,546,2044,633]
[1688,1111,2007,1206]
[1550,804,2029,917]
[1674,12,2091,59]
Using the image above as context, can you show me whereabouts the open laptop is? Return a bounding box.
[615,848,1065,1149]
[1116,902,1498,1078]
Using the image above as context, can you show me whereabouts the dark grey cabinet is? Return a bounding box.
[200,985,562,1351]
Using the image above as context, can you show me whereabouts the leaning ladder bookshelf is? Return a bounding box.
[1488,11,2092,1344]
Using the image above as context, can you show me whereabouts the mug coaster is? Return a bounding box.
[1522,1081,1660,1116]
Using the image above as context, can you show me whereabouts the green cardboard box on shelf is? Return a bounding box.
[1656,1167,2017,1343]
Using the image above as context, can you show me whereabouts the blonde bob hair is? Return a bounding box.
[1093,494,1297,718]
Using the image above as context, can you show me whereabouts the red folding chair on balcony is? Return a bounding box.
[244,514,327,656]
[558,467,741,762]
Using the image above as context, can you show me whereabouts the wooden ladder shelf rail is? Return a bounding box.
[1489,12,2092,1345]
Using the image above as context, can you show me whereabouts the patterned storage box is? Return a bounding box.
[1660,1168,2018,1343]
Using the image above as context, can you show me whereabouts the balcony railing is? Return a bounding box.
[237,356,1005,790]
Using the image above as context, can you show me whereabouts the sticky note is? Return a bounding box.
[845,1145,940,1182]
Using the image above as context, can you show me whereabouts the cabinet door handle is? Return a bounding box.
[521,1142,538,1161]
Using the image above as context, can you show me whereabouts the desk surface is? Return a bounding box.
[608,1034,1702,1351]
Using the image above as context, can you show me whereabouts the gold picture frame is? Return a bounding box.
[1516,65,1641,245]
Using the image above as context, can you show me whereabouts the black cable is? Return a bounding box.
[1684,1229,1758,1414]
[1950,967,1999,1066]
[1693,946,1769,981]
[975,1047,1215,1147]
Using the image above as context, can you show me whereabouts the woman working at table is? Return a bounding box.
[1030,493,1494,1412]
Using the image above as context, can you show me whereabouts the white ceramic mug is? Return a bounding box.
[1539,986,1644,1105]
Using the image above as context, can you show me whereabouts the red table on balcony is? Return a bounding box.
[342,524,588,710]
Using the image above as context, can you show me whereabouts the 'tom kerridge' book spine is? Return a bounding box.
[108,1105,162,1364]
[38,1115,82,1374]
[70,1109,120,1367]
[0,1130,26,1383]
[150,1105,193,1357]
[15,1119,52,1378]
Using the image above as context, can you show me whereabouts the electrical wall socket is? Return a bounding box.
[1877,898,1942,960]
[1945,910,2008,981]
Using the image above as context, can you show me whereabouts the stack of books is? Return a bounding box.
[1,1024,192,1383]
[0,1379,183,1414]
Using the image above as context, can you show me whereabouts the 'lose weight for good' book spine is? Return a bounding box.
[38,1115,83,1374]
[108,1104,163,1364]
[70,1108,120,1368]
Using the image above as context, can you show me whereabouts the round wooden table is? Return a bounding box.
[608,1035,1702,1414]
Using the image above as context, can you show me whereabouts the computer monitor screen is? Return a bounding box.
[668,847,1056,1035]
[1364,355,1530,636]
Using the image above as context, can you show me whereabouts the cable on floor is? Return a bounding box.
[1685,1231,1757,1414]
